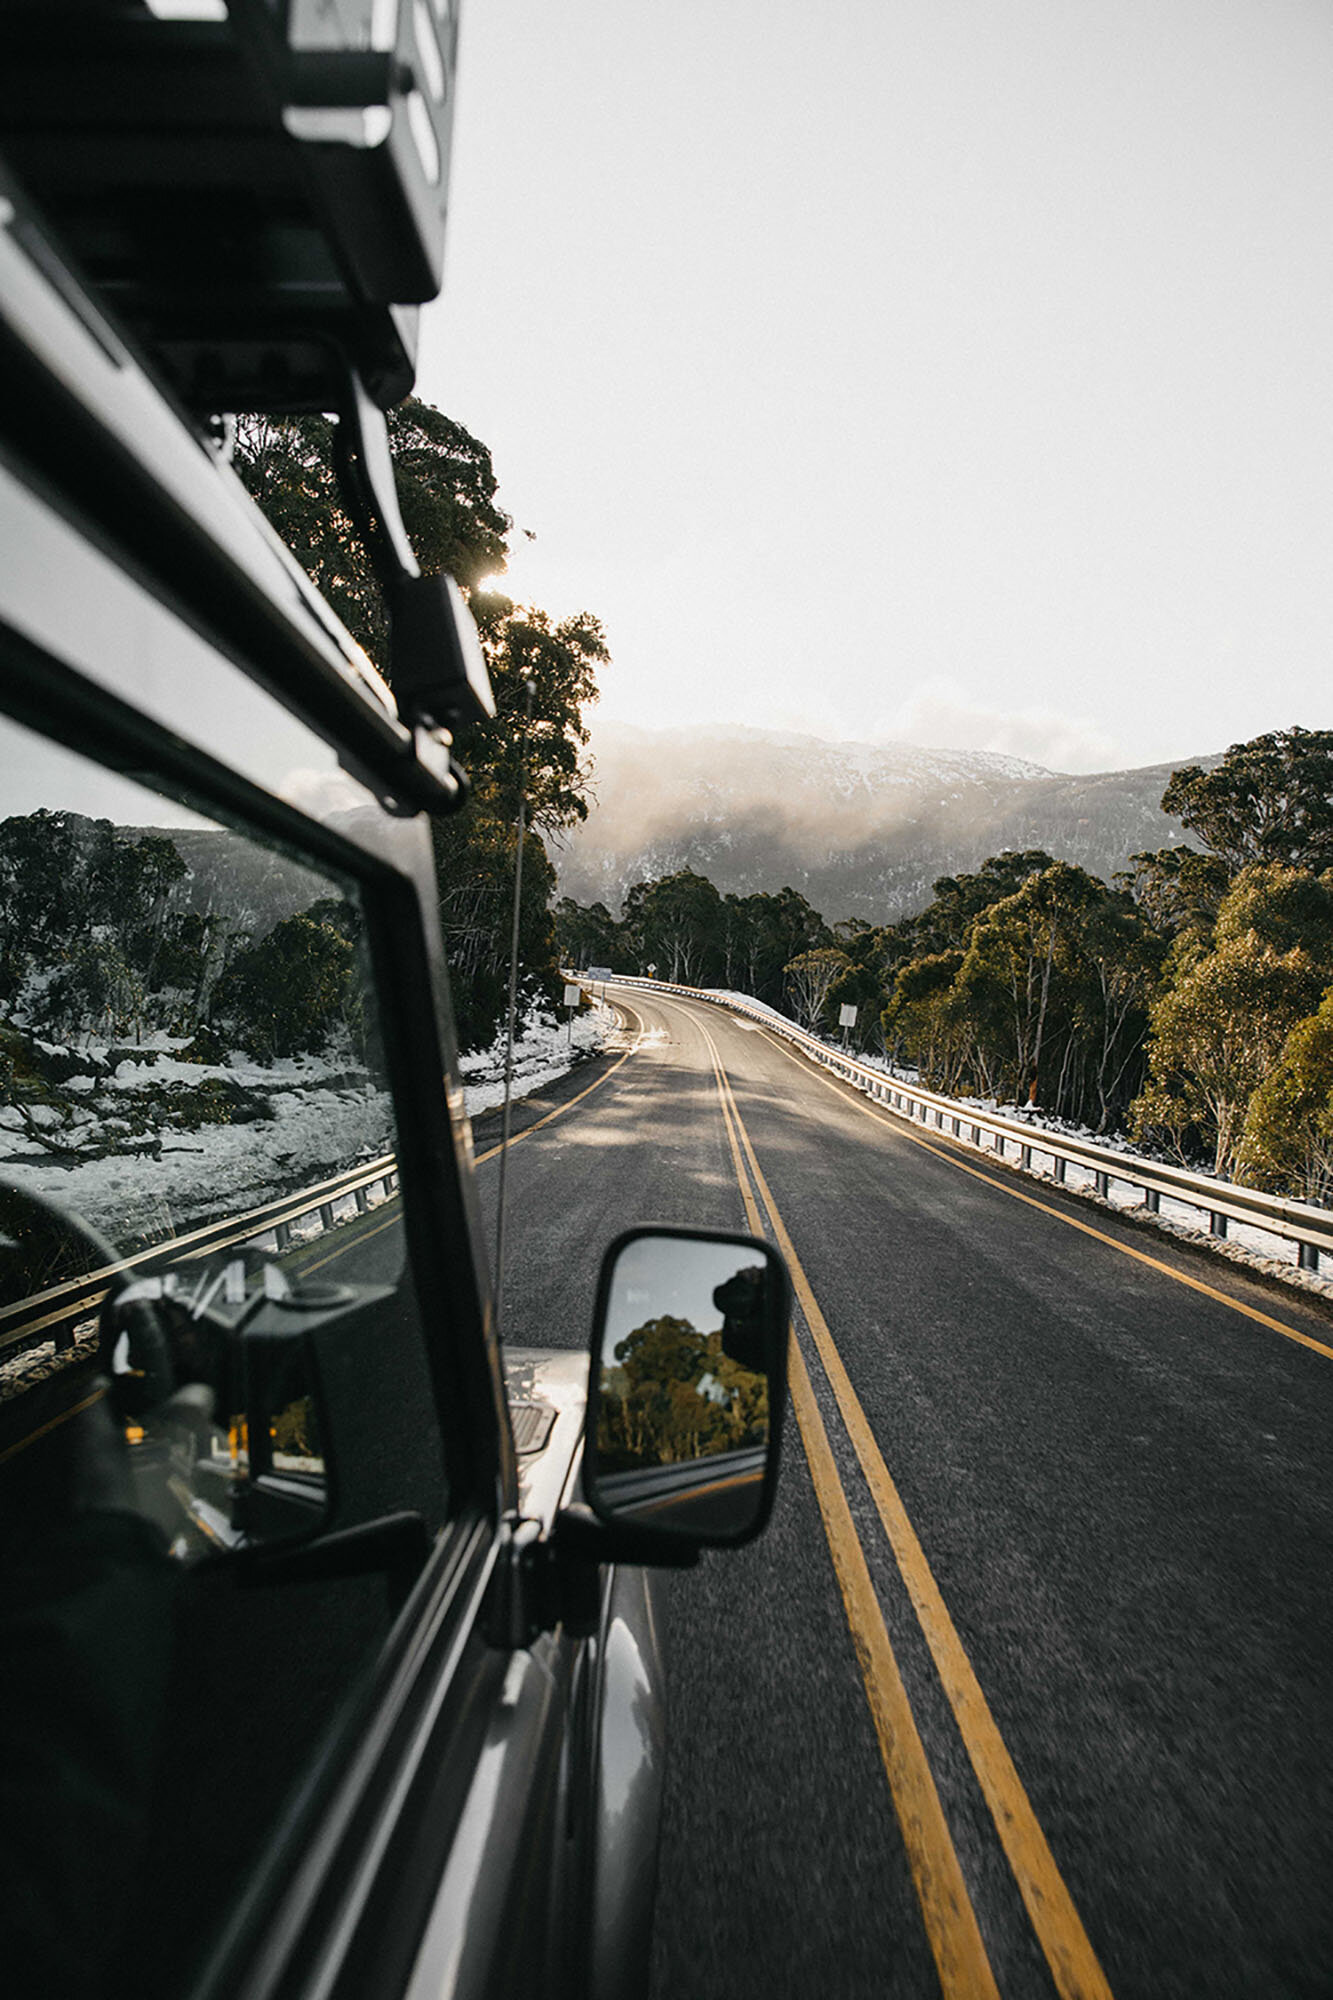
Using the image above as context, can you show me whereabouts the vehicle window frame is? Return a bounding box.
[0,469,514,1519]
[0,128,544,2000]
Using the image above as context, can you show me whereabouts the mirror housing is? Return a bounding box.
[582,1226,789,1551]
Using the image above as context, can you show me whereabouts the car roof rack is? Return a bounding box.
[0,0,461,415]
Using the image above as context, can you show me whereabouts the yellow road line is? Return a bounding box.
[298,1011,645,1276]
[474,1008,641,1166]
[699,1015,1114,2000]
[703,1028,1002,2000]
[756,1025,1333,1366]
[302,1204,402,1276]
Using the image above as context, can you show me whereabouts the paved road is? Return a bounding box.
[476,984,1333,2000]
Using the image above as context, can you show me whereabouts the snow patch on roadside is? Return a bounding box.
[459,1002,616,1118]
[0,1005,617,1250]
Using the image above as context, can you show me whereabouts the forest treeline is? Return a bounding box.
[557,728,1333,1206]
[0,809,362,1065]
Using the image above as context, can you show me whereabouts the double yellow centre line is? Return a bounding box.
[694,1011,1112,2000]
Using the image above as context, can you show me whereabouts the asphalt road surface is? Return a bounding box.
[475,985,1333,2000]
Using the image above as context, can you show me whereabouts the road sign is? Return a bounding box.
[839,1004,858,1027]
[563,983,582,1008]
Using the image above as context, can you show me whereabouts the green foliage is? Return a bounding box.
[233,402,511,669]
[555,879,830,1008]
[554,897,622,971]
[432,814,561,1052]
[236,401,604,1052]
[1116,845,1229,940]
[956,862,1105,1105]
[0,810,218,1041]
[463,605,607,835]
[596,1314,769,1472]
[1161,727,1333,873]
[622,870,726,985]
[1237,990,1333,1202]
[908,851,1056,954]
[551,725,1333,1199]
[881,862,1162,1128]
[212,912,356,1061]
[882,951,969,1092]
[1212,861,1333,955]
[1131,865,1333,1175]
[384,401,513,590]
[721,888,831,1006]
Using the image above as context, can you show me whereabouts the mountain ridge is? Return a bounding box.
[554,722,1209,924]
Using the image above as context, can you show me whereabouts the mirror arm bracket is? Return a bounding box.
[483,1504,700,1652]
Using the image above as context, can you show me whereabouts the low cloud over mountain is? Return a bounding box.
[554,723,1203,924]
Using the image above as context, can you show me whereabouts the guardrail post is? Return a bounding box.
[318,1203,335,1231]
[274,1220,292,1250]
[1053,1157,1066,1185]
[1210,1211,1228,1238]
[1021,1144,1032,1170]
[1144,1188,1160,1214]
[354,1187,369,1213]
[1299,1242,1320,1272]
[1094,1171,1110,1197]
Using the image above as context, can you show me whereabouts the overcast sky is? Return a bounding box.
[418,0,1333,775]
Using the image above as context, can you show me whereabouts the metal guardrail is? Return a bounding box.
[0,1154,400,1363]
[604,975,1333,1277]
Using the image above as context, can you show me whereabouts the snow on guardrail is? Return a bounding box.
[598,975,1333,1285]
[0,1154,400,1365]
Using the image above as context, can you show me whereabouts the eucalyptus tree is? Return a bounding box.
[783,947,853,1032]
[235,400,606,1050]
[1238,989,1333,1202]
[1161,727,1333,874]
[1132,864,1333,1176]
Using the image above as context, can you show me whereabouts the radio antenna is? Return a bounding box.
[493,678,535,1338]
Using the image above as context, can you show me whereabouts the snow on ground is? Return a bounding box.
[0,1004,617,1254]
[0,1050,395,1249]
[459,1001,616,1117]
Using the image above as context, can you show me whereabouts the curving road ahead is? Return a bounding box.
[477,984,1333,2000]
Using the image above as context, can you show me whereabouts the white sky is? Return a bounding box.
[419,0,1333,774]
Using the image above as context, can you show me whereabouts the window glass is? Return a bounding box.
[0,710,449,1998]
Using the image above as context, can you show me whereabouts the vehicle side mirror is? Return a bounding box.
[583,1226,789,1549]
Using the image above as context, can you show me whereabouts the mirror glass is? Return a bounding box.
[589,1230,783,1543]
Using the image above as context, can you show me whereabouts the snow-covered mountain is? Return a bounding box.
[552,723,1202,923]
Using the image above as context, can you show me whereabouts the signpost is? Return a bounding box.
[839,1002,858,1050]
[563,981,582,1048]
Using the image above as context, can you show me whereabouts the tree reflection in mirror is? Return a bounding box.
[587,1228,788,1544]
